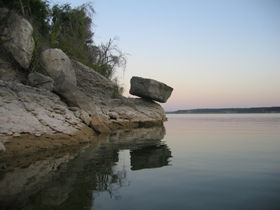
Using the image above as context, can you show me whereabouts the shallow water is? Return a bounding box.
[1,114,280,210]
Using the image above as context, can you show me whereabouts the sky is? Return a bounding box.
[52,0,280,111]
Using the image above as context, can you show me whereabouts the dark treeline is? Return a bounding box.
[167,107,280,114]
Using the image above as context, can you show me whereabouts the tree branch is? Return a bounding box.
[19,0,25,17]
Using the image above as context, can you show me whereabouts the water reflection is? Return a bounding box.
[130,145,172,170]
[0,126,171,210]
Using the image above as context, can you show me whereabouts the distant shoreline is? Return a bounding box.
[166,107,280,114]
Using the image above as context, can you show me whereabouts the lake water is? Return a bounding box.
[1,114,280,210]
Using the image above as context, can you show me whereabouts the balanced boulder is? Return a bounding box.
[129,76,173,103]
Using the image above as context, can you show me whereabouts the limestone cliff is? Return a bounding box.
[0,8,169,158]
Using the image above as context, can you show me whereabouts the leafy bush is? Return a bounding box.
[0,0,128,92]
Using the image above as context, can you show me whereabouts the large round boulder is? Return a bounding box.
[0,8,35,70]
[40,48,77,85]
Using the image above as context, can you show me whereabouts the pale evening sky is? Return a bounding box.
[53,0,280,111]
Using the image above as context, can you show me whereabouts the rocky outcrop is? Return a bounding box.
[72,60,119,103]
[71,60,167,129]
[40,48,77,85]
[129,76,173,103]
[104,98,167,129]
[0,80,95,156]
[28,72,54,91]
[71,61,167,129]
[54,73,99,114]
[0,55,28,84]
[53,71,111,134]
[0,8,35,69]
[0,9,171,157]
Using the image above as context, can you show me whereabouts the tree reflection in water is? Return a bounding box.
[95,165,130,201]
[0,126,172,210]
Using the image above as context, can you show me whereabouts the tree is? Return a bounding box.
[49,3,95,61]
[1,0,128,84]
[93,37,128,79]
[0,0,50,34]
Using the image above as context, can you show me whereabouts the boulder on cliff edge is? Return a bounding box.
[129,76,173,103]
[0,8,35,70]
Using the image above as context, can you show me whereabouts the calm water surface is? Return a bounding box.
[1,114,280,210]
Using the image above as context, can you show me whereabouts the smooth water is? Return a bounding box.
[1,114,280,210]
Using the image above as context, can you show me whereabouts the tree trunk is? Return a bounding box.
[19,0,25,17]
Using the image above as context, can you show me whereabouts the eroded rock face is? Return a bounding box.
[72,60,119,104]
[54,73,97,114]
[70,63,168,129]
[53,73,111,133]
[129,76,173,103]
[40,48,76,85]
[0,56,28,83]
[0,8,35,70]
[28,72,54,91]
[0,80,95,154]
[103,98,167,129]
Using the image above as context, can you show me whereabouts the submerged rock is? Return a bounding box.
[129,76,173,103]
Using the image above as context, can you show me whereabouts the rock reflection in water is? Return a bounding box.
[0,126,171,210]
[130,145,172,170]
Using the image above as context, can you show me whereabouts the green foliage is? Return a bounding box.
[0,0,128,80]
[111,78,125,98]
[0,0,51,72]
[111,87,124,99]
[118,86,124,96]
[94,37,128,79]
[49,3,95,62]
[29,29,41,72]
[0,0,51,34]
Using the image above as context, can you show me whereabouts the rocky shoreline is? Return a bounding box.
[0,8,173,158]
[0,77,168,158]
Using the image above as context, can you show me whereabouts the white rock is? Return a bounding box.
[40,48,76,85]
[0,142,6,152]
[0,8,35,69]
[108,111,119,120]
[0,80,89,138]
[79,109,91,125]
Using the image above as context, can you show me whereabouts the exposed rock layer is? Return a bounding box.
[0,80,95,157]
[0,9,170,158]
[28,72,54,91]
